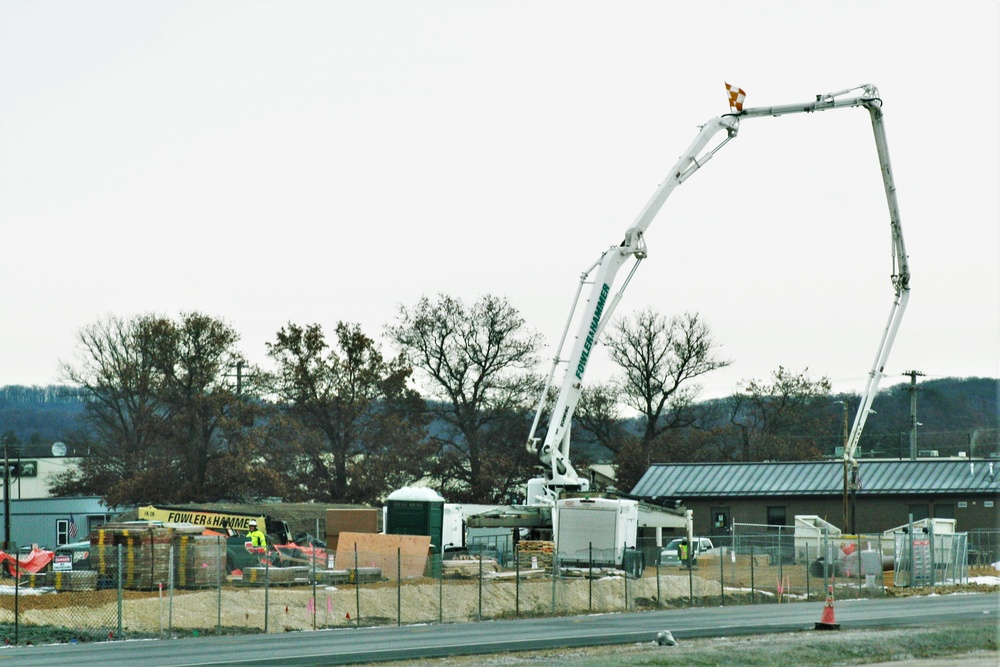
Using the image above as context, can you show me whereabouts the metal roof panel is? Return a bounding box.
[631,460,1000,497]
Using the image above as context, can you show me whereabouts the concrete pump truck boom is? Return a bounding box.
[525,84,910,530]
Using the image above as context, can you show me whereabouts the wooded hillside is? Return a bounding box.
[2,377,995,460]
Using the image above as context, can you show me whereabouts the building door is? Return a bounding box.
[711,507,730,534]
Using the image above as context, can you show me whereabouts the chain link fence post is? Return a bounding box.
[312,518,319,631]
[589,543,594,613]
[805,543,811,600]
[264,548,270,634]
[353,545,360,628]
[687,550,693,607]
[514,544,520,618]
[478,552,483,622]
[216,536,222,635]
[551,551,558,616]
[654,547,661,609]
[117,542,123,639]
[719,542,725,606]
[168,543,174,636]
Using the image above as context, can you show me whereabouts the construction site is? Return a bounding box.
[1,82,998,647]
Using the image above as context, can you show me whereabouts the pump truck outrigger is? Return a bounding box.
[525,84,910,510]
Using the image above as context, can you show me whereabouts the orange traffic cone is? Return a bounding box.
[814,584,840,630]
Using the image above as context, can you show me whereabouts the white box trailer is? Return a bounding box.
[555,497,638,567]
[794,515,843,562]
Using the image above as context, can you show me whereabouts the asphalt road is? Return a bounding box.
[0,593,995,667]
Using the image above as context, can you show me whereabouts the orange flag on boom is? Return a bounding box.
[725,83,746,111]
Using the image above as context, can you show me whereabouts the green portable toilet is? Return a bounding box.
[385,487,445,576]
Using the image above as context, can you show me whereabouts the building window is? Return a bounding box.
[908,504,929,521]
[87,514,107,537]
[56,520,69,547]
[766,506,787,527]
[934,504,954,520]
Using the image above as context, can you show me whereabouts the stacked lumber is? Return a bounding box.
[516,540,554,571]
[441,557,499,579]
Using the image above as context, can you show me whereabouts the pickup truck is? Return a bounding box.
[660,537,714,567]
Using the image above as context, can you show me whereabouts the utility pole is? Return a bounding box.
[835,400,850,530]
[2,441,8,551]
[902,370,924,459]
[1,433,13,551]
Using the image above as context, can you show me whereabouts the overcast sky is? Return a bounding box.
[2,0,997,402]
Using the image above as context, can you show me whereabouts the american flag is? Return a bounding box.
[68,514,78,539]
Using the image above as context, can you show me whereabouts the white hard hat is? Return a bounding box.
[248,520,257,526]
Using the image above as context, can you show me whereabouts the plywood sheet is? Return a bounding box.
[326,509,379,550]
[334,532,431,579]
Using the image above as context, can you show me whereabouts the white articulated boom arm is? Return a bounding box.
[526,84,908,503]
[526,115,741,501]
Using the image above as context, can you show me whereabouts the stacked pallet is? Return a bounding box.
[516,540,554,571]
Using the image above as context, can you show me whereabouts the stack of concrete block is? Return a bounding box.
[49,570,98,591]
[174,533,227,589]
[241,565,305,585]
[315,569,351,585]
[91,522,225,590]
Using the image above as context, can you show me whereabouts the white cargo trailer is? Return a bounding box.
[555,496,638,568]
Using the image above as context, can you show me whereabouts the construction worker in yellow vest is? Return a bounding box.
[247,520,267,549]
[678,539,689,567]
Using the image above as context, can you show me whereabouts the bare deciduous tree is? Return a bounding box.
[387,294,541,502]
[722,366,833,461]
[53,313,265,505]
[264,322,429,504]
[605,309,729,441]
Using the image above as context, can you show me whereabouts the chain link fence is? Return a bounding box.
[0,524,985,646]
[968,529,1000,568]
